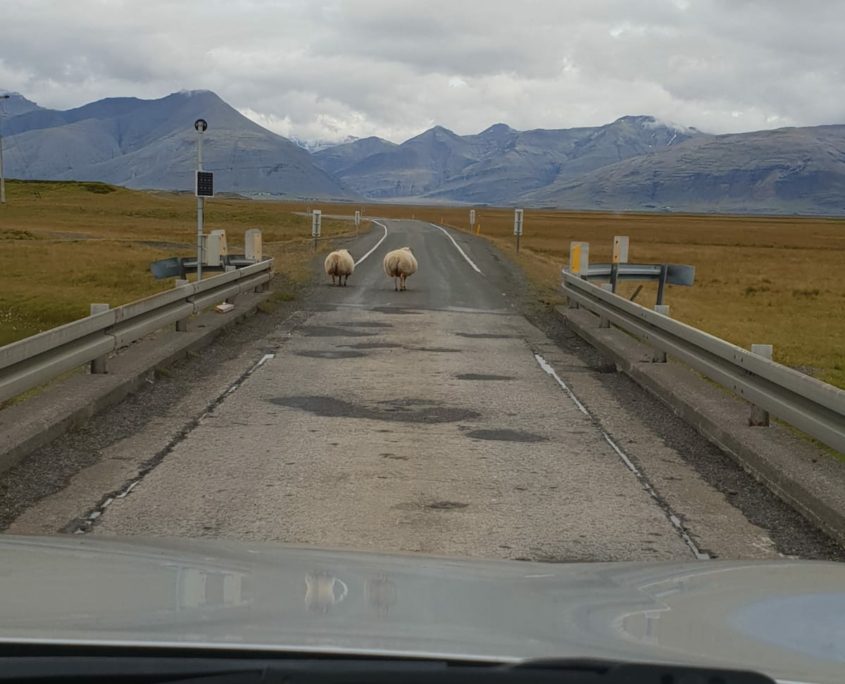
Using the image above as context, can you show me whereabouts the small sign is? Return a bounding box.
[312,209,322,237]
[469,209,476,226]
[612,236,629,264]
[196,171,214,197]
[513,208,524,236]
[354,210,361,227]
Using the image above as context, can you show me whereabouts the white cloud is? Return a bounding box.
[1,0,844,143]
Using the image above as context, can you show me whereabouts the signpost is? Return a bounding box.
[194,118,209,280]
[354,210,361,236]
[469,209,476,233]
[513,208,524,252]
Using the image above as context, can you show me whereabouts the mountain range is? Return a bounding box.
[0,90,348,199]
[2,89,845,214]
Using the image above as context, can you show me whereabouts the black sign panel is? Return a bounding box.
[196,171,214,197]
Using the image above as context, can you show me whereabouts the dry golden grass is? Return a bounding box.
[2,183,843,390]
[0,181,354,345]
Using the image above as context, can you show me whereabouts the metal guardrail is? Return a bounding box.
[0,260,273,404]
[579,263,695,286]
[562,269,845,453]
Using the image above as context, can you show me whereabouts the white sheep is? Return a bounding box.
[383,246,418,291]
[324,249,355,286]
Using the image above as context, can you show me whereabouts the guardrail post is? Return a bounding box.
[656,265,669,306]
[599,283,613,327]
[749,344,773,426]
[174,279,190,332]
[652,305,670,362]
[224,266,237,303]
[89,303,110,373]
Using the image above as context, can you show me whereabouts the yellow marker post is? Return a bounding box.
[569,241,590,276]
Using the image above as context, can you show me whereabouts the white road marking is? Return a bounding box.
[533,351,710,560]
[429,223,483,275]
[354,220,389,266]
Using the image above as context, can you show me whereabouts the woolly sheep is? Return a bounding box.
[383,246,418,291]
[324,249,355,286]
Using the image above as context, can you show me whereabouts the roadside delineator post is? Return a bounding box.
[652,305,670,362]
[749,344,773,426]
[567,241,589,308]
[174,279,190,331]
[89,303,110,373]
[514,208,524,252]
[311,209,321,252]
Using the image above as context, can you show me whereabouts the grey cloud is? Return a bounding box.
[2,0,844,143]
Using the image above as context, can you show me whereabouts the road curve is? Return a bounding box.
[8,220,789,562]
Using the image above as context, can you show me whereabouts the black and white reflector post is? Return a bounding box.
[312,209,322,250]
[514,208,524,252]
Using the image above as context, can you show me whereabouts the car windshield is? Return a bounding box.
[0,2,844,684]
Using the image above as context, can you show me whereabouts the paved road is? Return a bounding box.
[7,220,789,561]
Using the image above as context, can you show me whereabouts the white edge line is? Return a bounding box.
[429,223,483,275]
[533,351,710,561]
[354,219,389,266]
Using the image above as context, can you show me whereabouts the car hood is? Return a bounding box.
[0,535,843,683]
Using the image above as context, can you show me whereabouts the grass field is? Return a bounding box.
[0,181,353,345]
[1,182,843,389]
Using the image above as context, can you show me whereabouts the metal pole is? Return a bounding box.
[610,263,619,293]
[196,128,204,281]
[0,94,9,205]
[656,264,668,306]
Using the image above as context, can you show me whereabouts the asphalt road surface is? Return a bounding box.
[7,219,825,561]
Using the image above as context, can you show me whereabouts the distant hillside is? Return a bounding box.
[0,90,353,199]
[0,92,42,117]
[523,125,845,215]
[321,116,704,204]
[313,136,398,176]
[6,86,845,214]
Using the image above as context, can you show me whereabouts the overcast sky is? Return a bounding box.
[2,0,844,143]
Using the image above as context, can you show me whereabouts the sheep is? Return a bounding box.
[383,246,418,291]
[324,248,355,286]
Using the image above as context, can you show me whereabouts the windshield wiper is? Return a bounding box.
[0,654,777,683]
